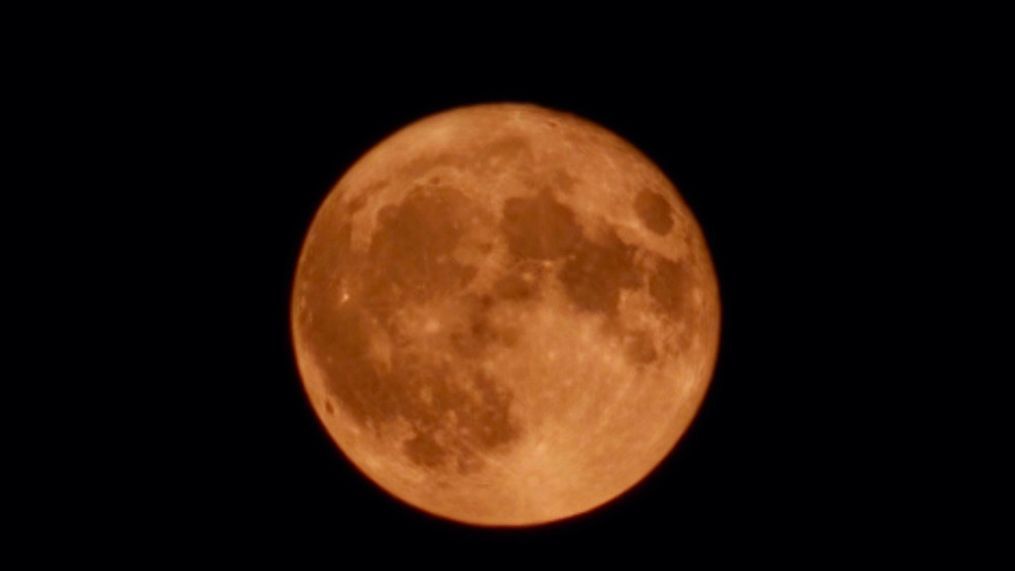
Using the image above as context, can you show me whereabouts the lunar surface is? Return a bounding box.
[291,103,720,526]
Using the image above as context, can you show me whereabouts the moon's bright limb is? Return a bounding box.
[291,103,720,526]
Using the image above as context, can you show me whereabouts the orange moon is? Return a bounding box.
[291,103,720,526]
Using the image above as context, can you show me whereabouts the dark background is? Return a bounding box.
[33,19,966,559]
[144,62,877,553]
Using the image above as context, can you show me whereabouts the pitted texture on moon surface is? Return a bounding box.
[291,103,720,526]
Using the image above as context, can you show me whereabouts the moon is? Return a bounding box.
[291,103,720,526]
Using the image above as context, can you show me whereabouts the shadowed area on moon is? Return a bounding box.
[291,105,719,525]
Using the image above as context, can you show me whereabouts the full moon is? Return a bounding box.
[291,103,720,526]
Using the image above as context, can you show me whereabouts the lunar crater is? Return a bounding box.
[634,189,676,235]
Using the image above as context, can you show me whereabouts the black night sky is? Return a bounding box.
[153,68,862,551]
[46,19,958,560]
